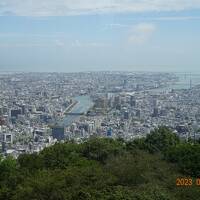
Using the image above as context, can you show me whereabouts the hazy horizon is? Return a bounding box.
[1,68,200,74]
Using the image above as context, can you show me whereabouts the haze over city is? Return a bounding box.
[0,0,200,72]
[1,2,200,199]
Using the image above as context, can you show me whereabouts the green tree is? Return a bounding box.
[81,138,124,163]
[0,156,17,183]
[145,127,180,153]
[18,153,43,172]
[165,143,200,176]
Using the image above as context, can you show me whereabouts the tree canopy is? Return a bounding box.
[0,127,199,200]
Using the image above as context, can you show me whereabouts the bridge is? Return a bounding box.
[64,112,85,116]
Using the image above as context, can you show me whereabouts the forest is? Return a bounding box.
[0,127,200,200]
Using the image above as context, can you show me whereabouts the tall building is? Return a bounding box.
[19,104,26,115]
[123,79,128,89]
[1,141,6,153]
[124,111,129,120]
[0,107,3,116]
[153,108,159,117]
[52,126,65,141]
[107,127,112,137]
[3,133,13,144]
[136,109,141,118]
[11,109,21,118]
[153,99,158,107]
[130,96,136,107]
[0,117,5,125]
[114,96,121,106]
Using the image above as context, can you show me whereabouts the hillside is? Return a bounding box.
[0,127,200,200]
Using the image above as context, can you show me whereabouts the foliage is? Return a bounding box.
[0,128,200,199]
[165,143,200,176]
[133,126,180,153]
[81,137,125,163]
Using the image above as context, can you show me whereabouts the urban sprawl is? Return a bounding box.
[1,71,200,158]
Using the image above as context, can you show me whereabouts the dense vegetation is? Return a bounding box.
[0,127,200,200]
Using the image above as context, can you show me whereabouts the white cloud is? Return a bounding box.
[72,40,82,47]
[126,15,200,22]
[128,23,156,44]
[150,16,200,21]
[0,0,200,16]
[0,43,51,47]
[55,39,65,47]
[105,23,131,29]
[72,40,109,47]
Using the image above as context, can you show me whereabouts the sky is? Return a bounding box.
[0,0,200,72]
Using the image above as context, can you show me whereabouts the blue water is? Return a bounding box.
[62,95,93,127]
[151,73,200,93]
[173,73,200,89]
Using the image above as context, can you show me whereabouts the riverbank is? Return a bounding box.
[63,100,78,115]
[61,96,94,127]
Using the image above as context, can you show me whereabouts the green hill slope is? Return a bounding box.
[0,127,200,200]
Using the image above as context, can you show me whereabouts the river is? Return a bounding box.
[61,95,94,127]
[173,73,200,89]
[61,73,200,126]
[150,73,200,93]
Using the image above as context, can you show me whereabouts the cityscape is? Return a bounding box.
[1,0,200,198]
[1,71,200,158]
